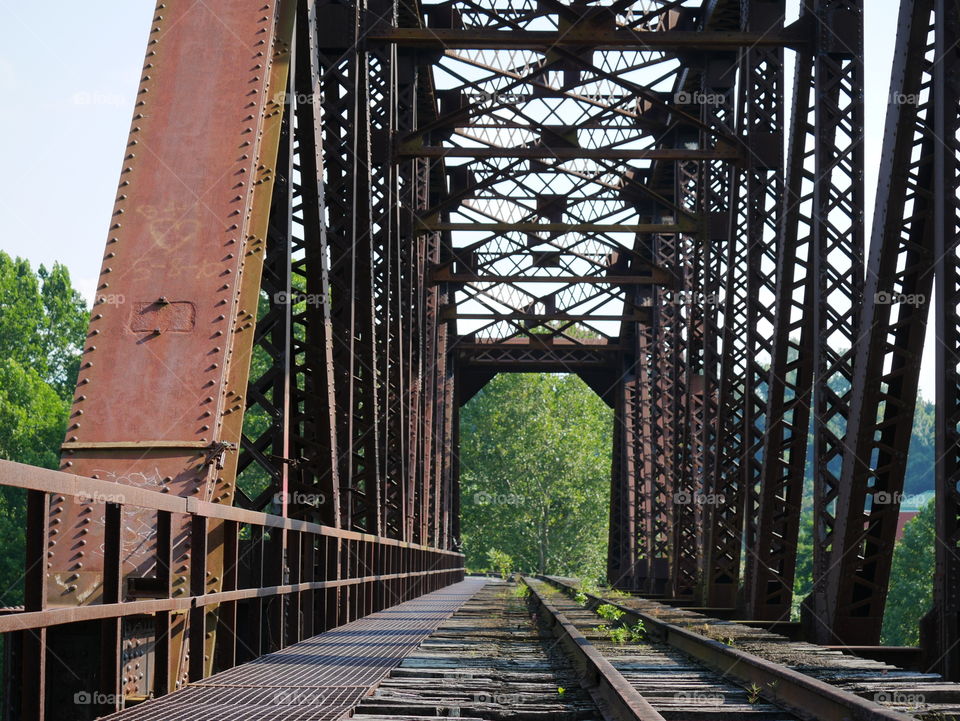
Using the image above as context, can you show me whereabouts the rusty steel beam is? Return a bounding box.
[14,0,956,710]
[419,221,693,234]
[929,0,960,681]
[366,27,809,49]
[806,0,866,644]
[826,0,935,645]
[36,2,294,705]
[398,146,740,160]
[431,273,671,285]
[746,15,816,620]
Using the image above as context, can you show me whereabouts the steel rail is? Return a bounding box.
[543,577,916,721]
[522,577,667,721]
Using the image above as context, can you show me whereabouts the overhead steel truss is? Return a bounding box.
[3,0,960,718]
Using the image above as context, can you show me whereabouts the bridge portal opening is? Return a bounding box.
[458,372,612,581]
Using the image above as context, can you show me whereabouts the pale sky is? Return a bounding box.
[0,1,929,397]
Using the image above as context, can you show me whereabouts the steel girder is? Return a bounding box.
[22,0,464,715]
[387,1,748,598]
[20,0,960,709]
[746,13,816,620]
[703,0,786,609]
[825,0,935,645]
[929,0,960,681]
[42,2,296,701]
[806,0,866,643]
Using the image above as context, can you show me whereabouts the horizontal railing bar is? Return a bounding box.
[0,459,463,556]
[0,568,463,633]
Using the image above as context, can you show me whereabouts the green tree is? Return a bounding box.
[791,508,814,620]
[0,253,87,403]
[459,372,612,582]
[881,499,935,646]
[903,398,935,497]
[0,252,88,606]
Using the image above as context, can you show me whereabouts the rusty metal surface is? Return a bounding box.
[36,0,295,704]
[98,578,485,720]
[9,0,960,715]
[51,0,286,602]
[524,578,667,721]
[544,577,921,721]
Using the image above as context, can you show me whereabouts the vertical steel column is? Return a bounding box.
[398,48,421,546]
[705,0,785,611]
[367,0,401,541]
[608,368,638,588]
[34,1,293,698]
[635,326,663,593]
[292,0,343,529]
[674,145,705,601]
[638,217,674,595]
[711,61,750,607]
[739,0,786,608]
[351,0,383,536]
[315,0,359,535]
[699,53,738,608]
[827,0,935,644]
[808,0,865,643]
[748,1,817,620]
[656,214,695,597]
[930,0,960,681]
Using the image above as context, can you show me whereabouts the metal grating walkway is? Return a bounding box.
[101,578,487,720]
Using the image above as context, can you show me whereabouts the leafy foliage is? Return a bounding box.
[0,253,87,606]
[596,603,624,622]
[0,253,87,403]
[460,373,612,581]
[881,500,935,645]
[790,395,936,622]
[486,548,514,579]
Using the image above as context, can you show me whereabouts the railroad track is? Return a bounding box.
[352,580,604,720]
[541,575,960,721]
[349,577,944,721]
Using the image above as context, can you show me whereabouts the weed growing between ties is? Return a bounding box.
[595,603,646,644]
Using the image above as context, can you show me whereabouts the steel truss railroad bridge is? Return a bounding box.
[3,0,960,718]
